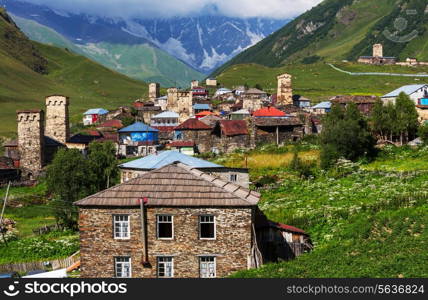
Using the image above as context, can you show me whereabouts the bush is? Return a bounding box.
[302,55,321,64]
[418,123,428,144]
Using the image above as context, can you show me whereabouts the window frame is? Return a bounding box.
[113,214,130,240]
[156,214,174,240]
[199,215,216,240]
[199,256,216,278]
[157,256,174,278]
[114,256,132,278]
[229,173,238,182]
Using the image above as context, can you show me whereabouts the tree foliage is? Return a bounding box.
[46,141,118,228]
[320,103,376,169]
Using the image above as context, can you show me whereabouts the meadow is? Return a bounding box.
[211,145,428,278]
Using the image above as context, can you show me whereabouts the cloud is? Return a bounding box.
[15,0,323,19]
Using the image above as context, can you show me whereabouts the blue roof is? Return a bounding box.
[153,111,179,118]
[83,108,109,115]
[193,103,211,110]
[119,150,222,170]
[312,101,331,109]
[118,122,159,133]
[381,84,428,98]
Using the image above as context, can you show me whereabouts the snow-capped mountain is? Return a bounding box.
[2,0,288,74]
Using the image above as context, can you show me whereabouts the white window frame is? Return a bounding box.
[199,215,216,240]
[113,215,130,240]
[157,257,174,278]
[114,257,132,278]
[230,173,238,182]
[200,256,216,278]
[157,215,174,240]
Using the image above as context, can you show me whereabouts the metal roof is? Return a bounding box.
[83,108,109,115]
[75,163,259,207]
[381,84,428,98]
[119,150,221,170]
[152,111,179,119]
[118,122,159,133]
[312,101,332,109]
[193,103,211,110]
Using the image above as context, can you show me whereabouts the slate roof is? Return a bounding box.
[330,95,378,104]
[75,163,259,207]
[98,119,124,129]
[219,120,248,136]
[83,108,109,115]
[253,107,286,117]
[152,111,179,119]
[381,84,428,98]
[245,88,266,95]
[118,122,159,133]
[119,150,221,170]
[199,115,222,127]
[67,134,100,145]
[175,118,212,130]
[255,117,303,127]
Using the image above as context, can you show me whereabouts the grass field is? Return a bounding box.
[216,62,428,103]
[211,146,428,278]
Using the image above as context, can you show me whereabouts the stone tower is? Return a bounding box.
[167,87,179,110]
[45,95,70,144]
[191,80,199,89]
[17,110,45,178]
[373,44,383,58]
[276,73,293,105]
[149,83,160,101]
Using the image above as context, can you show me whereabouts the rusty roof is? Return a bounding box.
[330,95,378,104]
[175,118,212,130]
[255,117,303,127]
[219,120,248,136]
[75,163,260,207]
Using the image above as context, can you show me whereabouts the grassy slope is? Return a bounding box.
[221,147,428,278]
[11,14,205,87]
[0,9,149,136]
[216,62,428,101]
[212,0,427,77]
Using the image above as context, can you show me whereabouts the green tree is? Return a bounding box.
[418,123,428,144]
[395,92,419,145]
[46,149,93,229]
[370,98,387,140]
[121,116,135,127]
[320,103,375,169]
[87,141,118,191]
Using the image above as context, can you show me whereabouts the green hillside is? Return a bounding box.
[0,8,147,137]
[216,62,428,102]
[213,0,428,76]
[11,14,205,87]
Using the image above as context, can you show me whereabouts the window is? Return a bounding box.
[199,215,215,239]
[113,215,130,239]
[115,257,131,278]
[157,215,173,239]
[157,257,173,278]
[200,256,216,278]
[230,174,238,182]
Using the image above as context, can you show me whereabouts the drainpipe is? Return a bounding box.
[139,197,150,267]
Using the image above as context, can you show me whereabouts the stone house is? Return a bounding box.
[74,163,261,278]
[212,120,250,153]
[118,150,250,188]
[174,119,213,153]
[330,95,378,115]
[135,102,162,124]
[251,117,304,146]
[358,44,397,65]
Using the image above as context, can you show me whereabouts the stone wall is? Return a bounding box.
[255,125,304,145]
[277,74,293,105]
[243,98,262,112]
[79,207,254,278]
[149,83,160,101]
[373,44,383,57]
[17,110,44,178]
[45,95,69,144]
[180,129,211,153]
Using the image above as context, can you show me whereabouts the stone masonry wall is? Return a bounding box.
[45,95,70,144]
[79,207,254,278]
[17,110,44,177]
[277,74,293,106]
[181,130,212,153]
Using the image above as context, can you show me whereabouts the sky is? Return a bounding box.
[18,0,324,19]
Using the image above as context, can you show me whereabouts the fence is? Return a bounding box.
[0,251,80,273]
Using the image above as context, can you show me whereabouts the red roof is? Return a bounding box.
[175,118,212,130]
[253,107,286,117]
[274,223,307,235]
[167,141,195,147]
[152,126,176,132]
[219,120,248,136]
[98,119,124,129]
[84,130,103,137]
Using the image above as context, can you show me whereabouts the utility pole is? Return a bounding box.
[0,181,11,245]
